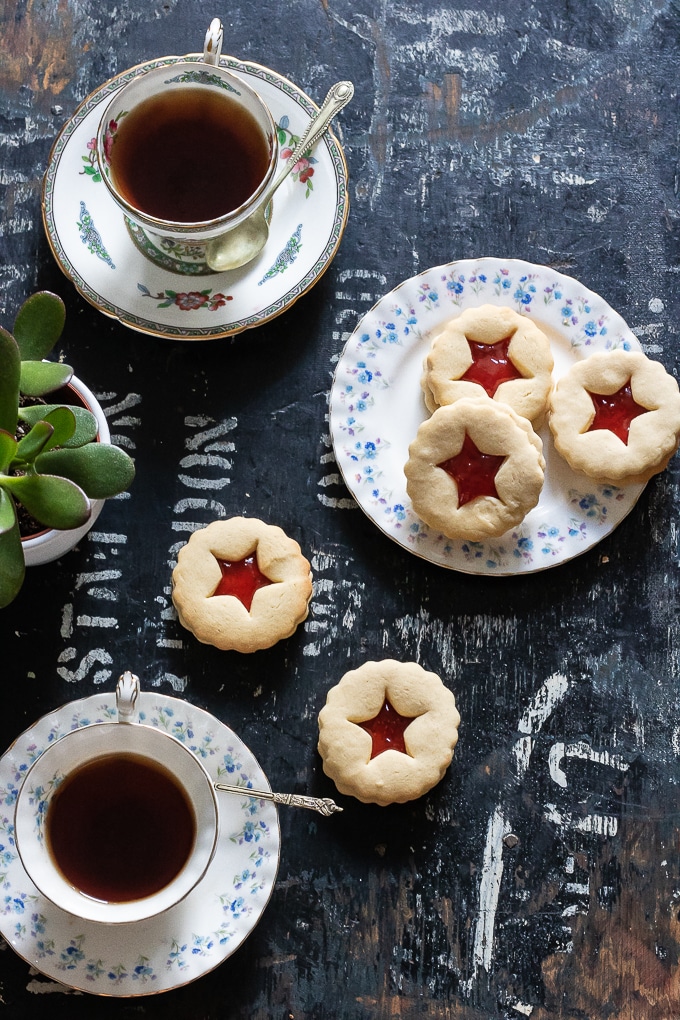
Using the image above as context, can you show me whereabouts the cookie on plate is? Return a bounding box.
[421,304,554,424]
[172,518,313,652]
[549,349,680,486]
[404,397,545,541]
[317,660,460,806]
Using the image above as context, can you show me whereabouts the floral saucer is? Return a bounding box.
[42,55,349,340]
[329,257,646,576]
[0,691,280,995]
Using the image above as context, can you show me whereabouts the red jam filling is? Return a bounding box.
[358,699,416,759]
[460,335,524,396]
[212,554,272,611]
[587,382,647,445]
[438,433,505,507]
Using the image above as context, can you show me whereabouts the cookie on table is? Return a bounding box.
[317,659,460,806]
[549,349,680,486]
[404,397,545,541]
[172,518,313,652]
[421,303,554,424]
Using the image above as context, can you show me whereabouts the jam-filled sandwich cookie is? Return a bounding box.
[404,397,545,541]
[317,660,460,806]
[549,349,680,486]
[172,518,313,652]
[421,304,554,424]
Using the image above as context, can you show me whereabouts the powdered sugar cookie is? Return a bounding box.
[421,304,554,424]
[172,518,312,652]
[404,397,545,541]
[317,660,460,806]
[549,349,680,486]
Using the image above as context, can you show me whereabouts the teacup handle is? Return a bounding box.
[203,18,223,66]
[116,671,140,724]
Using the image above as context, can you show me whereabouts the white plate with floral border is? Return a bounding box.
[42,55,349,340]
[329,257,646,575]
[0,691,280,995]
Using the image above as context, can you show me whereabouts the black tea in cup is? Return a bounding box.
[106,88,271,223]
[46,752,196,903]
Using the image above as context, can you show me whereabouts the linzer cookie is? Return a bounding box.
[421,304,554,424]
[404,397,545,541]
[172,518,312,652]
[549,349,680,486]
[317,660,460,806]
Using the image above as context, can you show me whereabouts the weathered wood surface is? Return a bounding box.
[2,0,680,1017]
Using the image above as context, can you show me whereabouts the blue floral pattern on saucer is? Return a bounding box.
[0,692,279,995]
[329,258,646,576]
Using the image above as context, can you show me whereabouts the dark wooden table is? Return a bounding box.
[2,1,680,1017]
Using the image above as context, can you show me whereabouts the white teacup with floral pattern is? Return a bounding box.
[95,19,278,255]
[14,673,219,924]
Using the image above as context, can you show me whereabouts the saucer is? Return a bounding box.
[0,691,280,995]
[42,55,349,340]
[329,257,646,576]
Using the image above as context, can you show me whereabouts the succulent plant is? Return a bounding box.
[0,291,135,608]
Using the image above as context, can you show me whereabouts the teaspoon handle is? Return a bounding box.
[288,80,354,164]
[265,80,354,201]
[215,783,343,816]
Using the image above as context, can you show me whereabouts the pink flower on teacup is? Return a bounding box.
[280,148,315,185]
[138,285,233,311]
[298,161,314,184]
[176,291,210,311]
[102,113,126,164]
[175,291,231,311]
[103,122,118,163]
[205,292,230,310]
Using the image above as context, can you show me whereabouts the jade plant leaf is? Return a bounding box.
[34,444,136,499]
[39,407,77,450]
[6,474,91,530]
[0,429,17,474]
[0,502,24,610]
[20,359,73,398]
[13,291,66,361]
[0,327,20,435]
[14,420,55,466]
[0,487,16,536]
[19,403,97,447]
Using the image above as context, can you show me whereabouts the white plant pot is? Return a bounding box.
[21,375,109,568]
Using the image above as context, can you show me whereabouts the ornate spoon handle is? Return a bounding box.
[215,784,343,816]
[285,80,354,167]
[256,80,354,207]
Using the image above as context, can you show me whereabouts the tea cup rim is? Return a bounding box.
[95,58,279,238]
[14,721,219,925]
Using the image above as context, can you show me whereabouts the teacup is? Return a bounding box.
[95,18,278,255]
[14,672,219,924]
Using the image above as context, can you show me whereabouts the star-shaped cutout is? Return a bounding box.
[587,382,647,445]
[212,554,272,611]
[460,334,524,396]
[359,699,417,759]
[438,433,505,507]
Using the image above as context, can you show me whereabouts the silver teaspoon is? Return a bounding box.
[205,80,354,272]
[215,783,343,816]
